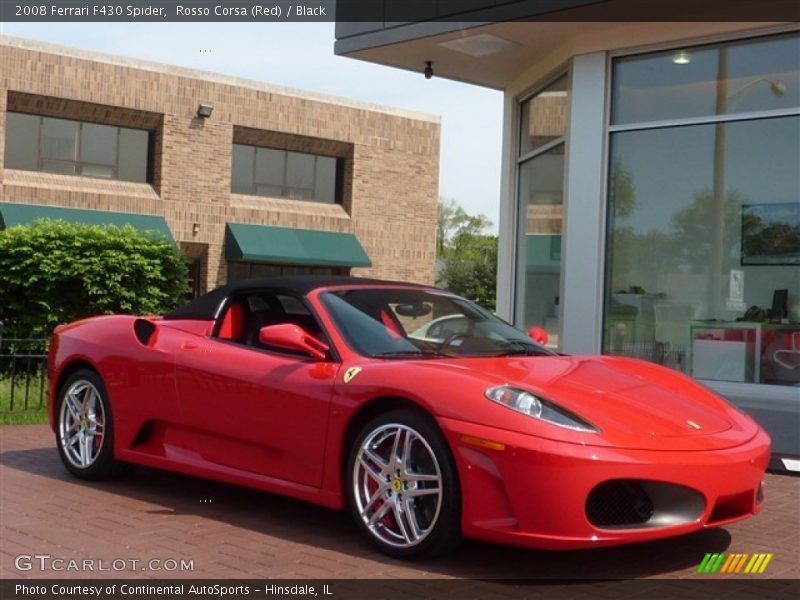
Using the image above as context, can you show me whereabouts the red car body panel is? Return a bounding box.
[47,281,771,550]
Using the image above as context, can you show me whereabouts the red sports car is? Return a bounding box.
[47,276,771,558]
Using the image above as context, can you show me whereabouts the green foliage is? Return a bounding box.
[0,219,189,337]
[437,197,493,255]
[436,198,498,311]
[0,375,48,424]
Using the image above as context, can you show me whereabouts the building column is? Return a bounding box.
[560,52,608,354]
[496,92,517,321]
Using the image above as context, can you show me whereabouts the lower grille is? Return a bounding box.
[586,480,655,527]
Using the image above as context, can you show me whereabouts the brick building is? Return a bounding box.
[0,36,440,294]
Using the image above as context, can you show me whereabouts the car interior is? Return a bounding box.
[215,291,327,357]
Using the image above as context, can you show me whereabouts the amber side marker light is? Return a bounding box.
[460,435,506,451]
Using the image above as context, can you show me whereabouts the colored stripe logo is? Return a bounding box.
[697,552,773,574]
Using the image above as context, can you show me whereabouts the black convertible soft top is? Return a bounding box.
[163,275,427,321]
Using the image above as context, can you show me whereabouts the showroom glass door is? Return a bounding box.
[516,75,569,349]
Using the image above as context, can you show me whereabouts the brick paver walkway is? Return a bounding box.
[1,425,798,580]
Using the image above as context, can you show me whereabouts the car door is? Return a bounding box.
[173,291,338,487]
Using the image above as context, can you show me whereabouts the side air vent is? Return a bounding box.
[133,318,157,346]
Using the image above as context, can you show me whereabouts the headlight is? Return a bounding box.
[485,386,599,432]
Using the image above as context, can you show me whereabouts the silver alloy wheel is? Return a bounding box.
[58,380,106,469]
[353,423,443,548]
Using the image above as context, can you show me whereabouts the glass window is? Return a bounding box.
[314,156,337,203]
[518,144,564,347]
[613,33,800,125]
[519,75,568,155]
[254,147,285,192]
[41,118,79,162]
[40,160,76,175]
[4,112,39,170]
[226,261,346,283]
[232,142,340,204]
[81,122,117,166]
[606,32,800,388]
[118,128,148,182]
[604,115,800,386]
[231,144,254,194]
[516,75,569,349]
[3,112,149,183]
[80,164,115,179]
[285,151,315,200]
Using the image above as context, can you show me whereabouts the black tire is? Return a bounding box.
[346,409,461,558]
[55,369,129,480]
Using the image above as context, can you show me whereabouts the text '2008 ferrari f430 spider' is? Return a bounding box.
[47,276,771,558]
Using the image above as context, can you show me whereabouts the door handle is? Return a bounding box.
[181,341,198,350]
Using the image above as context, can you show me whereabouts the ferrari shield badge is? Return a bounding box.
[343,366,362,384]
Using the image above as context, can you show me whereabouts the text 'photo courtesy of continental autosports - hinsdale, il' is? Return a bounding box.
[47,276,771,558]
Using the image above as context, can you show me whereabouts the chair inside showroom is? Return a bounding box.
[653,304,693,370]
[773,331,800,376]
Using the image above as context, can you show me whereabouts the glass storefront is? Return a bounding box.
[604,32,800,386]
[516,75,568,348]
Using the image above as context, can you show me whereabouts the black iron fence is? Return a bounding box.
[0,325,49,415]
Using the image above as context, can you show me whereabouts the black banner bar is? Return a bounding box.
[3,579,800,600]
[1,0,799,23]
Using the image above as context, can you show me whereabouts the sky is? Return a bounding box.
[0,22,503,230]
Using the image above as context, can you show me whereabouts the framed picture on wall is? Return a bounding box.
[741,203,800,266]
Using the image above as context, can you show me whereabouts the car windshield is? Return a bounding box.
[320,288,556,359]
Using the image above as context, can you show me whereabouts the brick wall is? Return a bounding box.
[0,37,440,292]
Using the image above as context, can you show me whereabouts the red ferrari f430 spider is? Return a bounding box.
[47,277,770,557]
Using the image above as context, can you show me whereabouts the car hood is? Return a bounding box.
[390,354,759,451]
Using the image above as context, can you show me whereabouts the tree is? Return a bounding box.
[436,198,498,311]
[0,219,189,338]
[437,197,492,254]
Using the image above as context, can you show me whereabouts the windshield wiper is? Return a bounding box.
[492,348,549,357]
[372,349,445,359]
[490,340,553,357]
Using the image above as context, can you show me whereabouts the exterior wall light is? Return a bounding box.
[196,103,214,118]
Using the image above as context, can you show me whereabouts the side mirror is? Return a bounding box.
[258,324,329,360]
[528,326,549,346]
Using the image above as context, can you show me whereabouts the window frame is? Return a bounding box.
[231,142,343,204]
[226,261,349,283]
[4,111,152,183]
[513,70,571,338]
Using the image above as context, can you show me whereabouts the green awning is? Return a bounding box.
[0,202,174,242]
[225,222,371,268]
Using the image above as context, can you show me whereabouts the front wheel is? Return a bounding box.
[56,369,128,479]
[346,409,461,558]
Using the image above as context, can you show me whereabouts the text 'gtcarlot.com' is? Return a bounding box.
[14,554,195,572]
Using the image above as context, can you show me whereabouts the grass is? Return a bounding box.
[0,374,49,425]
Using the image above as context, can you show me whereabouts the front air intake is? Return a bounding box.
[586,479,705,530]
[586,480,654,527]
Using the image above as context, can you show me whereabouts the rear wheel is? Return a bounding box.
[346,409,461,558]
[56,369,128,479]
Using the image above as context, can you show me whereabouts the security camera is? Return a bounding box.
[424,61,434,80]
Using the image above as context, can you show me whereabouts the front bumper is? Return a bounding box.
[440,418,771,549]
